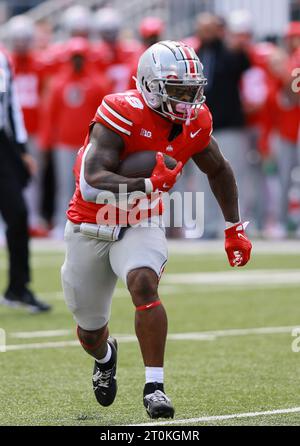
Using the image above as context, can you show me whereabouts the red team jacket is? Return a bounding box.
[39,66,109,149]
[92,40,143,93]
[67,90,213,225]
[11,52,45,136]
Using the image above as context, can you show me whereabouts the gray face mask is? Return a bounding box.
[137,41,208,123]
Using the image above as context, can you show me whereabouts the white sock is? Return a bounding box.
[145,367,164,383]
[96,343,112,364]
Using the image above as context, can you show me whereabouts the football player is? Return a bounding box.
[62,41,252,419]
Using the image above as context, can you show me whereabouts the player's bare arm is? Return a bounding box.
[83,122,146,194]
[61,40,252,423]
[193,136,252,267]
[192,136,240,223]
[82,123,182,200]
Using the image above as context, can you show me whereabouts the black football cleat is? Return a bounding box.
[143,382,175,419]
[92,337,118,407]
[1,289,51,313]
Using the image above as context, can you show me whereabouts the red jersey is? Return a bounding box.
[92,40,143,93]
[127,45,147,90]
[39,66,109,149]
[10,51,45,135]
[240,43,276,129]
[67,90,213,224]
[258,51,300,153]
[276,52,300,144]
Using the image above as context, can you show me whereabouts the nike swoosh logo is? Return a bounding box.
[163,183,169,189]
[190,128,202,138]
[238,233,248,241]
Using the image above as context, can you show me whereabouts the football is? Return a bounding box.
[118,151,178,178]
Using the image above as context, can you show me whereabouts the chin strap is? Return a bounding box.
[185,106,192,126]
[136,300,162,311]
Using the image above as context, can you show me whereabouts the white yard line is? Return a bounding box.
[39,291,64,300]
[5,340,80,351]
[10,329,72,339]
[167,240,300,255]
[2,239,300,255]
[33,239,300,254]
[4,325,298,348]
[127,406,300,426]
[162,270,300,285]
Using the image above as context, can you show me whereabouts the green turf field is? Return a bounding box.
[0,243,300,426]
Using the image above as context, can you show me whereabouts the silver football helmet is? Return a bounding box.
[136,40,207,123]
[7,15,34,52]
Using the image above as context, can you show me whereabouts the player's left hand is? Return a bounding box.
[225,222,252,267]
[149,152,183,192]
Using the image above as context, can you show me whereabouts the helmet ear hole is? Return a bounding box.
[148,95,161,109]
[145,81,151,93]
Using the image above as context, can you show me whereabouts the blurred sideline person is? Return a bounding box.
[260,25,300,237]
[0,49,51,313]
[7,15,48,237]
[39,38,109,239]
[228,10,275,235]
[241,41,282,237]
[34,19,53,53]
[93,8,142,93]
[127,17,165,90]
[278,23,300,234]
[189,13,251,237]
[61,5,91,39]
[39,5,92,80]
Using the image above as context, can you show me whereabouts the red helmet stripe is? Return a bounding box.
[177,45,189,74]
[180,45,197,75]
[189,60,196,74]
[180,45,190,58]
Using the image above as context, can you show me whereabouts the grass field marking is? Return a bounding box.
[10,329,72,339]
[167,240,300,255]
[5,340,80,351]
[128,406,300,426]
[163,270,300,285]
[5,325,299,348]
[25,238,300,254]
[0,328,6,352]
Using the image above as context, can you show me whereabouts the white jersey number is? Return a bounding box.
[125,95,144,109]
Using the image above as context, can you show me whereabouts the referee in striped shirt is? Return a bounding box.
[0,49,50,312]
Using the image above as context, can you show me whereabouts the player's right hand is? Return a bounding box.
[145,152,183,193]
